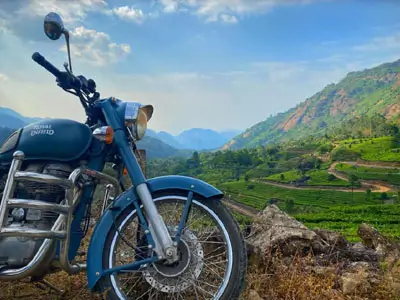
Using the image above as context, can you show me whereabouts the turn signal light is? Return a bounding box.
[92,126,114,144]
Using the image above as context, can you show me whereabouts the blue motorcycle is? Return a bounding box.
[0,12,247,299]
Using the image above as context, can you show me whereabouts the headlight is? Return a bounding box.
[124,102,153,141]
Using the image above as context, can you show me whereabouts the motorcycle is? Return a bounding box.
[0,12,247,299]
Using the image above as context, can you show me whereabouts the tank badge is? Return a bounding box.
[30,124,55,136]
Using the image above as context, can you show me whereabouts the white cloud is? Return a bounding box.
[111,6,146,24]
[62,26,131,66]
[0,73,8,81]
[18,0,108,25]
[158,0,324,23]
[353,33,400,52]
[220,14,238,24]
[160,0,180,13]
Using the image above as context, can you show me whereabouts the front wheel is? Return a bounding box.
[97,193,247,299]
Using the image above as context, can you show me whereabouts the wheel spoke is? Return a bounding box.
[104,197,234,299]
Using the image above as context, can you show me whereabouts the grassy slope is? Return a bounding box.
[335,163,400,186]
[225,59,400,150]
[335,136,400,162]
[221,180,398,241]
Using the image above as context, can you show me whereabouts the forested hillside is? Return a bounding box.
[225,59,400,149]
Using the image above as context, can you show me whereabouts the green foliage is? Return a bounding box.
[336,136,400,161]
[296,204,400,241]
[225,59,400,150]
[220,181,388,210]
[146,129,400,241]
[285,198,295,213]
[335,163,400,185]
[331,148,360,161]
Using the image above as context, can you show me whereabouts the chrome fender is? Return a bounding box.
[86,175,223,290]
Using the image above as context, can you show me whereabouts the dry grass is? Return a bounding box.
[1,187,400,299]
[241,246,400,300]
[2,241,400,299]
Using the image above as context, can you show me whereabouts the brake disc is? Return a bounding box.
[143,229,204,293]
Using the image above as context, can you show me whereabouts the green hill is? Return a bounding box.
[224,59,400,150]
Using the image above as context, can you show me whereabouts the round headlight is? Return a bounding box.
[134,108,148,140]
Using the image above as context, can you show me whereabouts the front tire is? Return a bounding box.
[97,193,247,299]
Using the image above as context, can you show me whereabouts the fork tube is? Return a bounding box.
[100,100,174,258]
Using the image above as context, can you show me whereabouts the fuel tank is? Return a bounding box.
[0,119,93,163]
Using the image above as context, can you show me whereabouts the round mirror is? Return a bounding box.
[44,12,65,40]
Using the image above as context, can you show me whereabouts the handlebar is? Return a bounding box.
[32,52,82,90]
[32,52,98,102]
[32,52,61,78]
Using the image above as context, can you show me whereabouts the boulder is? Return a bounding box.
[246,205,325,256]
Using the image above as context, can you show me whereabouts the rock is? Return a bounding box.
[246,205,325,255]
[351,242,367,251]
[315,229,348,249]
[307,265,336,275]
[358,223,388,257]
[248,289,264,300]
[348,261,371,272]
[387,280,400,294]
[345,242,378,262]
[340,271,370,295]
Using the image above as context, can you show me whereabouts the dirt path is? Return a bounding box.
[254,161,399,193]
[223,160,399,217]
[253,179,368,193]
[222,199,258,218]
[328,162,394,193]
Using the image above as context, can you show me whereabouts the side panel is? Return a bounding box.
[86,175,223,290]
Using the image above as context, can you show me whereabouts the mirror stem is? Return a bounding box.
[64,30,72,73]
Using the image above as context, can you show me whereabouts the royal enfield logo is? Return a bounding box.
[30,124,55,136]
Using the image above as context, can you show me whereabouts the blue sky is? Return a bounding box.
[0,0,399,135]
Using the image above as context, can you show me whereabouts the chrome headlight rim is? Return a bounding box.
[124,102,153,141]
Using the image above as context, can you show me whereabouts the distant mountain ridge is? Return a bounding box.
[147,128,241,150]
[0,107,240,159]
[0,107,43,129]
[224,58,400,150]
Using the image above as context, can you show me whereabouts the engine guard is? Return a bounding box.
[86,175,223,290]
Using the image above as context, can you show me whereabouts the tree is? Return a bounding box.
[349,174,359,202]
[285,198,295,213]
[280,174,285,181]
[380,192,388,203]
[365,188,372,200]
[327,174,336,181]
[349,174,358,184]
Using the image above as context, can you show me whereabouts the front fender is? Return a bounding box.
[86,175,223,290]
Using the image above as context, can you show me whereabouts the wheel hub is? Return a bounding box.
[152,239,191,278]
[143,229,204,293]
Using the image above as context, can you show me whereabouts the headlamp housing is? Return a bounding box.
[124,102,153,141]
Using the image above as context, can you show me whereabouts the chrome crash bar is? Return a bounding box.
[0,151,120,280]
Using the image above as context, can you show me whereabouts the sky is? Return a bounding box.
[0,0,399,135]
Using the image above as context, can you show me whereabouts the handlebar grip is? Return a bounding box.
[32,52,61,78]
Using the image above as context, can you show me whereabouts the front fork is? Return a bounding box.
[136,183,178,262]
[99,99,189,262]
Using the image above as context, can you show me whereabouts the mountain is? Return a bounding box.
[147,128,241,150]
[0,106,241,154]
[176,128,240,150]
[136,136,191,160]
[0,107,43,128]
[0,107,191,160]
[0,127,13,145]
[224,59,400,150]
[146,129,184,149]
